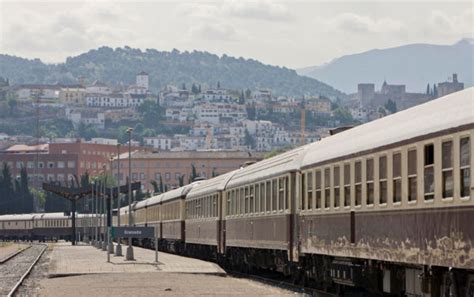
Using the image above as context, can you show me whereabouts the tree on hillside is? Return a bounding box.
[384,99,397,114]
[217,81,220,89]
[150,180,159,193]
[191,83,199,94]
[0,163,14,214]
[426,83,431,95]
[159,175,164,193]
[244,129,256,149]
[245,89,252,99]
[189,164,198,183]
[433,84,438,98]
[178,175,185,187]
[181,83,186,90]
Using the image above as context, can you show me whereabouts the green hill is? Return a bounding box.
[0,46,346,98]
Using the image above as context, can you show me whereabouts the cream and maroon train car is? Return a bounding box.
[0,214,35,240]
[298,88,474,295]
[222,146,310,272]
[159,184,195,252]
[184,170,238,258]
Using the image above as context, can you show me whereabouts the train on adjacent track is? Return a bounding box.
[1,88,473,296]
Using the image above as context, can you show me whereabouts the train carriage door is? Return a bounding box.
[290,171,300,262]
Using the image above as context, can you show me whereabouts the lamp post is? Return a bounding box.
[107,156,115,254]
[125,127,134,261]
[115,143,123,256]
[102,165,107,251]
[95,181,99,248]
[91,182,95,245]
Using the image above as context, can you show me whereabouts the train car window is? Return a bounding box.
[255,184,260,213]
[408,149,417,202]
[334,166,340,208]
[226,192,231,216]
[393,153,402,203]
[285,176,289,210]
[366,159,374,205]
[272,179,278,211]
[442,141,454,198]
[278,177,285,211]
[260,182,265,213]
[301,172,306,210]
[424,144,435,200]
[307,172,313,210]
[344,164,351,207]
[244,187,249,214]
[355,161,362,206]
[240,188,245,215]
[379,156,388,204]
[460,137,471,197]
[315,170,322,209]
[213,195,217,217]
[324,168,331,208]
[266,181,271,212]
[250,186,255,214]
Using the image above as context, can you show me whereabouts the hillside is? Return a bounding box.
[297,38,474,93]
[0,47,346,98]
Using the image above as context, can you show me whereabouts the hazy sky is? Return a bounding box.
[0,0,472,69]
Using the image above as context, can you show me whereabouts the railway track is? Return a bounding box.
[0,244,47,297]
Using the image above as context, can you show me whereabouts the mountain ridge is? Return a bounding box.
[297,38,474,93]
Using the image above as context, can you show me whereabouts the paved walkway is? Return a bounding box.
[48,242,225,277]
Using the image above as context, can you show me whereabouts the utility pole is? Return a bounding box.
[102,165,107,251]
[126,127,134,261]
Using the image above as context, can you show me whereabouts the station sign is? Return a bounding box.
[110,226,155,238]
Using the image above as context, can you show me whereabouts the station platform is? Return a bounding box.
[48,242,225,277]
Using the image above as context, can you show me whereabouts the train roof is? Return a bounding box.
[226,144,312,189]
[186,169,240,199]
[0,214,35,221]
[301,88,474,169]
[160,183,196,203]
[0,212,71,221]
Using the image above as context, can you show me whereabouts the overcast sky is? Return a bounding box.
[0,0,472,69]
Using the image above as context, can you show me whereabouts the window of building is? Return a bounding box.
[57,161,65,168]
[175,173,181,180]
[315,170,322,209]
[344,164,351,207]
[442,141,454,198]
[355,161,362,206]
[165,173,170,181]
[132,173,138,180]
[393,153,402,203]
[424,144,435,200]
[379,156,388,204]
[140,173,146,180]
[460,137,470,197]
[334,166,340,208]
[408,149,417,202]
[306,172,313,210]
[16,161,24,169]
[155,173,161,180]
[68,161,76,168]
[366,159,374,205]
[27,161,34,169]
[324,168,331,208]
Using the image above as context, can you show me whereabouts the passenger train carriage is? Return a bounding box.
[1,88,472,296]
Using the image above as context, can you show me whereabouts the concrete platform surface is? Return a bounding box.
[48,242,225,277]
[38,272,295,296]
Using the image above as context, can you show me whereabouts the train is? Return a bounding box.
[0,88,473,296]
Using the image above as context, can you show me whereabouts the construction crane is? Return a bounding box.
[300,99,306,146]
